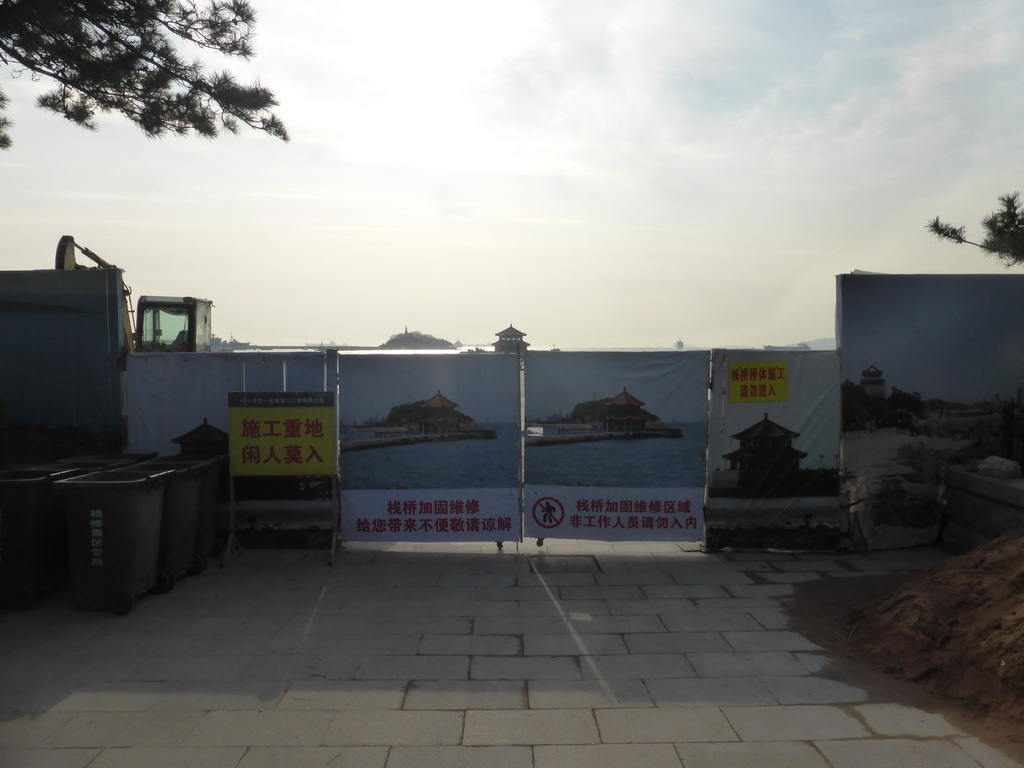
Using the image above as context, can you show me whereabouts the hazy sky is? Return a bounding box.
[3,0,1022,350]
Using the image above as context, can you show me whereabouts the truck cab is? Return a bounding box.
[136,296,213,353]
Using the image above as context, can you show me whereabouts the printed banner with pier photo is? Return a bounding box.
[337,353,521,542]
[837,273,1024,552]
[705,349,841,550]
[522,351,710,542]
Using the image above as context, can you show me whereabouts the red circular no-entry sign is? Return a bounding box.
[532,497,565,529]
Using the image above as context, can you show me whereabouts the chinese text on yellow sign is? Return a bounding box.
[228,392,337,476]
[728,361,788,403]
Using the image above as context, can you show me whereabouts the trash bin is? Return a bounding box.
[140,454,222,567]
[57,467,174,614]
[0,467,80,609]
[36,454,156,473]
[137,457,211,584]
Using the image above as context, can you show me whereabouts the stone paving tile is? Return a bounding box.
[644,676,776,707]
[0,748,102,768]
[669,569,754,586]
[237,746,388,768]
[276,680,407,710]
[120,654,287,683]
[722,630,823,652]
[353,655,470,681]
[322,710,464,746]
[595,706,738,743]
[624,631,731,654]
[0,713,73,749]
[528,679,654,709]
[86,746,246,768]
[687,651,810,677]
[46,681,167,712]
[464,709,600,745]
[518,599,610,617]
[674,740,831,768]
[387,745,534,768]
[723,704,869,741]
[299,634,422,655]
[641,584,731,599]
[535,743,684,768]
[516,573,598,588]
[0,681,80,714]
[524,633,628,656]
[41,711,203,748]
[372,616,473,635]
[760,675,869,704]
[403,680,527,710]
[954,738,1024,768]
[594,571,677,586]
[770,560,847,572]
[855,703,965,737]
[475,615,665,635]
[581,653,697,680]
[471,655,582,681]
[605,598,698,615]
[558,585,646,601]
[713,552,797,562]
[294,654,363,680]
[142,681,287,712]
[658,612,762,632]
[759,572,822,584]
[477,586,554,601]
[696,597,779,612]
[815,738,983,768]
[419,633,521,656]
[183,710,334,747]
[749,608,792,629]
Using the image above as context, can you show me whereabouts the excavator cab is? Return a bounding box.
[136,296,213,353]
[55,235,213,354]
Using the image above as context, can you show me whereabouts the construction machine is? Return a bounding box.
[54,235,213,353]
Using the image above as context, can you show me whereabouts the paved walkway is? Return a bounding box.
[1,540,1021,768]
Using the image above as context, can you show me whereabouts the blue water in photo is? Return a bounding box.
[341,422,707,490]
[341,424,519,489]
[525,422,707,487]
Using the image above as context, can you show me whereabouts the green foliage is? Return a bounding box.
[0,0,287,148]
[928,192,1024,266]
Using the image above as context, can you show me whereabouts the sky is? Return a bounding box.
[3,0,1024,351]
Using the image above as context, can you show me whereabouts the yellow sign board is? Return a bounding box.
[228,392,337,476]
[728,361,788,403]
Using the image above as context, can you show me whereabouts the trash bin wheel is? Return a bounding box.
[9,586,36,611]
[154,570,175,594]
[191,551,209,576]
[112,590,135,615]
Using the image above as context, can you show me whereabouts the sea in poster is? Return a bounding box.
[524,421,707,487]
[338,353,520,490]
[341,422,520,489]
[522,351,711,489]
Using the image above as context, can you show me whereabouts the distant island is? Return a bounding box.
[379,329,455,350]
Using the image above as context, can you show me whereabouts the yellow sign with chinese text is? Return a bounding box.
[728,361,789,403]
[228,392,337,476]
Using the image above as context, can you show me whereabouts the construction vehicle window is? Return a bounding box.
[139,307,191,352]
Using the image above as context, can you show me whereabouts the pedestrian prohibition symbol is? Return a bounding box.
[532,497,564,529]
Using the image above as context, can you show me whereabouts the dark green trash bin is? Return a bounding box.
[137,457,211,585]
[57,467,174,614]
[0,467,80,609]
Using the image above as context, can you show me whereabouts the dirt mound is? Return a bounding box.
[848,530,1024,719]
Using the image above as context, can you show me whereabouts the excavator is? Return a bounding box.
[54,235,213,354]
